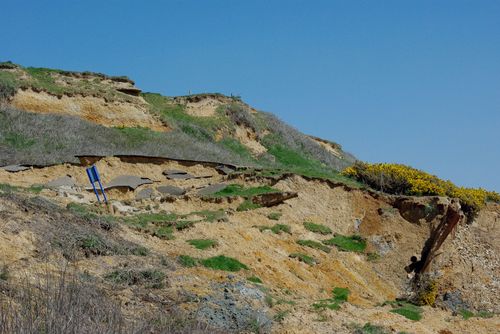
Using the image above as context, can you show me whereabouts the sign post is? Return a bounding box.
[86,165,107,204]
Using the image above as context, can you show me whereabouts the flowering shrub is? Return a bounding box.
[343,162,500,218]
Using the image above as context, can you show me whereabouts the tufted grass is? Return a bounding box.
[303,222,332,235]
[200,255,248,272]
[289,253,316,265]
[211,184,279,198]
[187,239,217,250]
[297,239,331,253]
[322,234,366,253]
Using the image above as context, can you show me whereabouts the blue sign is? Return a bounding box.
[86,165,108,204]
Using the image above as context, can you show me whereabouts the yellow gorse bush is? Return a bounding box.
[343,162,500,216]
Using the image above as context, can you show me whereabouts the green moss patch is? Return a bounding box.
[297,239,331,253]
[303,222,332,235]
[255,224,291,235]
[322,234,366,253]
[211,184,280,198]
[289,253,316,265]
[187,239,217,250]
[385,301,423,321]
[237,199,262,211]
[247,276,263,284]
[200,255,248,272]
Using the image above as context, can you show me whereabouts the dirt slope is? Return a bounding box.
[0,158,498,333]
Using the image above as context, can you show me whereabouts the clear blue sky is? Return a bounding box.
[2,0,499,191]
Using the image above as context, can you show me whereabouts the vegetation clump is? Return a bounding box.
[289,253,316,265]
[247,276,263,284]
[200,255,248,272]
[303,222,332,235]
[267,212,282,220]
[178,255,198,268]
[211,184,280,198]
[384,301,423,321]
[177,255,248,272]
[105,269,165,289]
[343,162,500,218]
[255,224,291,235]
[323,234,366,253]
[237,199,262,211]
[312,287,350,311]
[187,239,217,250]
[297,239,331,253]
[459,309,494,320]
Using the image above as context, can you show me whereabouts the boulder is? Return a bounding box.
[1,165,30,172]
[157,185,186,196]
[104,175,152,190]
[46,176,76,188]
[251,192,298,207]
[197,183,228,196]
[135,188,154,200]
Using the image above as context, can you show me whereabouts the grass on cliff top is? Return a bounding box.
[211,184,280,198]
[323,234,367,253]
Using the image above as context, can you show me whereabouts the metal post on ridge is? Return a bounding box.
[86,165,108,204]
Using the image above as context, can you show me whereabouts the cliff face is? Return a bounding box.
[0,62,498,333]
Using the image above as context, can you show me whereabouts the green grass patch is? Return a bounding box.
[289,253,316,265]
[175,220,196,230]
[211,184,280,198]
[104,269,165,288]
[367,252,381,262]
[297,239,331,253]
[267,212,282,220]
[303,222,332,235]
[312,287,350,312]
[256,224,291,234]
[265,144,361,186]
[247,276,263,284]
[386,301,423,321]
[323,234,366,253]
[200,255,248,272]
[187,239,217,250]
[459,309,495,320]
[332,287,350,302]
[220,138,255,161]
[178,255,198,268]
[237,199,262,211]
[0,183,19,193]
[153,226,174,239]
[353,323,390,334]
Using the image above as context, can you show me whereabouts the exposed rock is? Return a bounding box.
[135,188,154,200]
[196,281,271,333]
[157,185,186,196]
[197,183,228,196]
[104,175,152,190]
[45,175,76,188]
[215,165,235,175]
[112,201,137,214]
[251,191,298,207]
[1,165,30,172]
